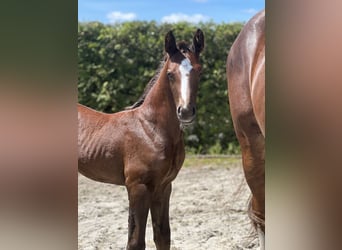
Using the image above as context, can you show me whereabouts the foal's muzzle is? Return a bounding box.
[177,105,196,124]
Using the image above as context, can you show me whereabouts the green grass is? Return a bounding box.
[182,155,241,168]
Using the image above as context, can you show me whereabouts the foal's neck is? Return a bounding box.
[140,59,181,134]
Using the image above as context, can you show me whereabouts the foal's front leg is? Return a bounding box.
[150,183,172,250]
[126,182,151,250]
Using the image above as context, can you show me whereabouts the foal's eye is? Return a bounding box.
[167,71,174,80]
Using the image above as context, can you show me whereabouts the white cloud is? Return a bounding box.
[161,13,209,24]
[242,8,258,14]
[107,11,137,23]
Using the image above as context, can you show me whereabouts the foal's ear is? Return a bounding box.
[165,31,178,56]
[193,29,205,55]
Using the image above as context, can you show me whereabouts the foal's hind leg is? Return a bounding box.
[150,183,172,250]
[126,182,151,250]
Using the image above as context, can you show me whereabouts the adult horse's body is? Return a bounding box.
[226,10,265,249]
[78,30,204,250]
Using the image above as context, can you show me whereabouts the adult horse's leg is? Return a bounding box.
[126,182,151,250]
[150,183,172,250]
[236,116,265,249]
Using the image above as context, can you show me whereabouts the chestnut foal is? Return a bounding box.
[78,29,204,250]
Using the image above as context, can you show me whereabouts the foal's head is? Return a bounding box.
[164,29,204,125]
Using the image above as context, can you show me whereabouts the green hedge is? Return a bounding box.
[78,21,243,154]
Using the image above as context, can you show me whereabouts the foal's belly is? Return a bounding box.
[78,157,125,185]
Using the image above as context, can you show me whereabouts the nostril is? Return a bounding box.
[177,106,182,115]
[192,107,196,116]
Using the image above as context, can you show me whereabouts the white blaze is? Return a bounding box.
[179,58,193,106]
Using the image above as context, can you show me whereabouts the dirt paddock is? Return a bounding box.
[78,157,259,250]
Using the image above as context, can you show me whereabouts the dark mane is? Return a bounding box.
[125,56,166,110]
[125,41,191,110]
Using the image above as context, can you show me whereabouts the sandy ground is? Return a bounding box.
[78,159,259,250]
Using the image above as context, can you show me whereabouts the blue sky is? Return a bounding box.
[78,0,265,24]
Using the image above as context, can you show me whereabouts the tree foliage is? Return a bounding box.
[78,21,243,154]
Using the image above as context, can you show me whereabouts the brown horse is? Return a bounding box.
[226,10,265,249]
[78,30,204,250]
